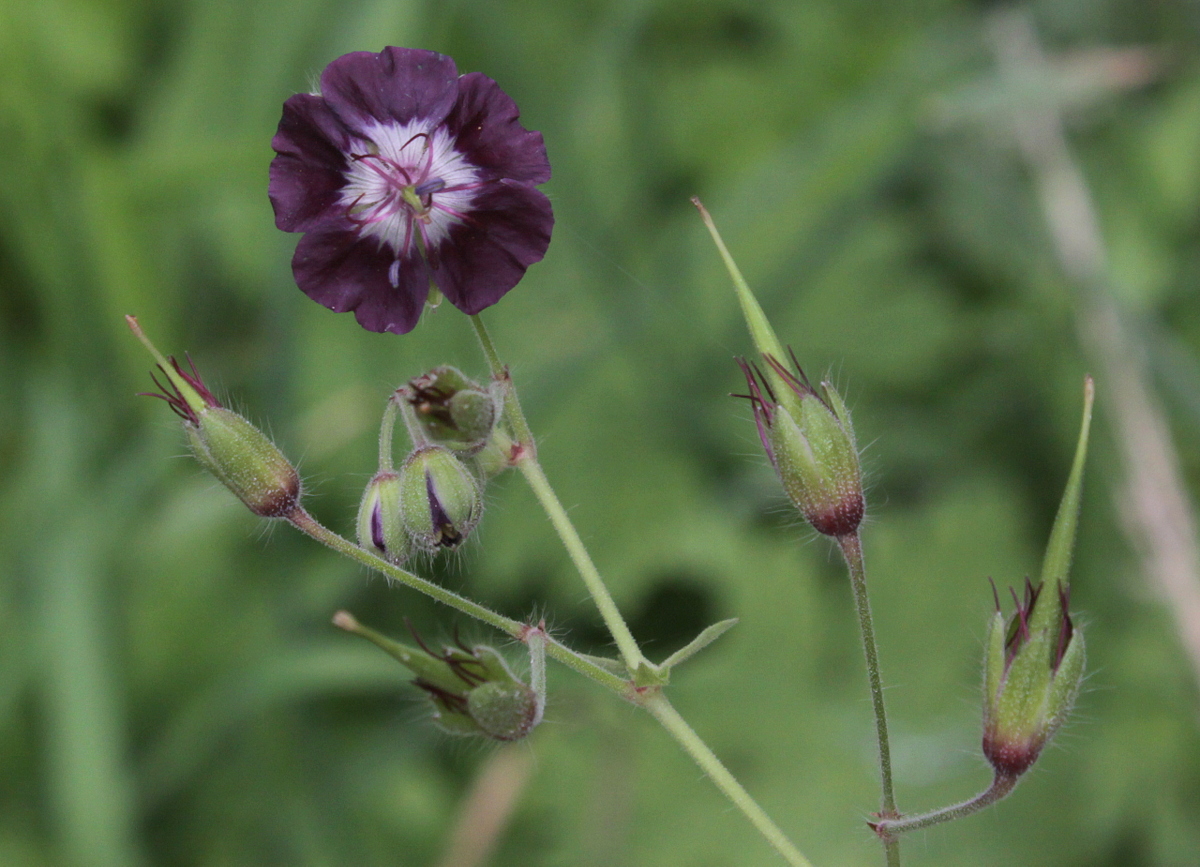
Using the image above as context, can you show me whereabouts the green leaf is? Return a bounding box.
[660,618,739,671]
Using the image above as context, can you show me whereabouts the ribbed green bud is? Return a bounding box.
[128,317,300,519]
[400,366,499,455]
[356,471,411,565]
[738,356,863,537]
[696,203,863,536]
[187,407,301,518]
[464,654,542,741]
[982,377,1093,779]
[332,612,543,742]
[399,446,483,551]
[982,580,1085,777]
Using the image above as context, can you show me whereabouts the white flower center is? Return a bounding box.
[340,120,480,284]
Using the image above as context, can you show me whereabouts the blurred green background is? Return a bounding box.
[4,0,1200,864]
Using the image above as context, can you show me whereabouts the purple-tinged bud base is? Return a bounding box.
[982,729,1044,778]
[769,403,864,538]
[806,493,865,538]
[981,584,1086,780]
[736,355,864,538]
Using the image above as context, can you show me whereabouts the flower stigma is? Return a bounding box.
[341,123,482,284]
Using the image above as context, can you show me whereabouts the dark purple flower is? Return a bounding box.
[269,47,553,334]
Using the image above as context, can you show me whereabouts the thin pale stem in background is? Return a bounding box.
[989,8,1200,693]
[837,532,900,867]
[434,746,534,867]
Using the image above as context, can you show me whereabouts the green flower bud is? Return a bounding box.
[187,407,301,518]
[129,317,300,518]
[356,471,411,565]
[400,366,499,455]
[465,675,540,741]
[698,202,862,536]
[982,580,1085,777]
[469,426,518,480]
[982,377,1093,779]
[332,612,543,742]
[736,353,863,537]
[399,446,483,551]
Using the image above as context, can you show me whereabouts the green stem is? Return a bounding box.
[643,693,813,867]
[378,395,400,471]
[292,512,810,864]
[516,458,645,670]
[837,532,900,866]
[469,314,645,672]
[468,314,810,863]
[469,313,535,449]
[285,506,629,693]
[870,773,1019,837]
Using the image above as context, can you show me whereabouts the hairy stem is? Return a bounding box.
[469,313,646,672]
[870,773,1019,837]
[838,532,900,866]
[643,692,814,867]
[515,458,645,670]
[469,312,535,449]
[286,506,629,693]
[468,314,811,864]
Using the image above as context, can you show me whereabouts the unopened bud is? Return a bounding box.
[982,580,1085,777]
[188,407,301,518]
[128,317,300,518]
[464,663,541,741]
[399,446,482,551]
[982,377,1093,779]
[470,427,518,479]
[737,353,863,537]
[356,471,411,565]
[333,612,542,741]
[400,366,499,454]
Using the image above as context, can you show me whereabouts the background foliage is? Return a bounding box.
[3,0,1200,865]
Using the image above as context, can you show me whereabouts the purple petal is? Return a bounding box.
[430,180,553,314]
[444,72,550,185]
[292,230,431,334]
[320,47,460,133]
[269,94,352,233]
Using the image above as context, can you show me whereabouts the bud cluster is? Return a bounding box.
[355,366,509,563]
[334,612,545,742]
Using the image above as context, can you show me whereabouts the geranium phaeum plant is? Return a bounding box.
[269,47,553,334]
[126,41,1098,866]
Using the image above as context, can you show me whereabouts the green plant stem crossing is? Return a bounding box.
[838,531,901,867]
